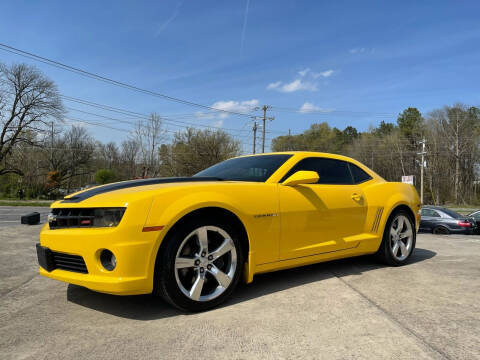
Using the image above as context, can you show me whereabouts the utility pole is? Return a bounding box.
[50,121,54,169]
[418,138,426,204]
[261,105,274,153]
[252,121,257,154]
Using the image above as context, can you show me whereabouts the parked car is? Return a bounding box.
[466,210,480,234]
[419,206,476,234]
[37,152,420,311]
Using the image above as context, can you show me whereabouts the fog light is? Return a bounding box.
[100,249,116,271]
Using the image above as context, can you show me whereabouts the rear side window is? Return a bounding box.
[348,163,372,184]
[438,208,462,219]
[421,209,440,217]
[281,157,353,184]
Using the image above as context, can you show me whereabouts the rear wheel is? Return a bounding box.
[376,210,416,266]
[154,216,244,311]
[433,226,450,235]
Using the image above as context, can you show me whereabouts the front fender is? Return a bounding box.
[142,183,280,284]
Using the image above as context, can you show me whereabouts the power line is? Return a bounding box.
[1,88,277,141]
[0,42,258,118]
[270,106,397,117]
[66,107,267,138]
[60,94,287,134]
[64,117,263,149]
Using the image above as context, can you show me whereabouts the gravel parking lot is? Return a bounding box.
[1,208,479,359]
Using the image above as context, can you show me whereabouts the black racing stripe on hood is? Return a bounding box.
[61,177,222,203]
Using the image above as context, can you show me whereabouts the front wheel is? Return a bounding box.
[154,217,244,311]
[375,210,416,266]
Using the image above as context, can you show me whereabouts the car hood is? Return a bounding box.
[55,177,224,206]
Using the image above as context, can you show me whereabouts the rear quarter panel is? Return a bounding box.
[364,181,420,240]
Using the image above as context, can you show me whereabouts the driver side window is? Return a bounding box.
[281,157,353,185]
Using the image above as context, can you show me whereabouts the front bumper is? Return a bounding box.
[37,201,165,295]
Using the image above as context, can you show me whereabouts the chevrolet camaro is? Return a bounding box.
[37,152,421,311]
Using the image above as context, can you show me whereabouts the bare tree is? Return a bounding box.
[120,139,140,179]
[132,113,166,178]
[429,104,480,204]
[0,63,63,175]
[159,128,241,176]
[45,126,95,193]
[97,141,120,169]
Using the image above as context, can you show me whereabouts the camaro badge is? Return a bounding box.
[253,213,278,218]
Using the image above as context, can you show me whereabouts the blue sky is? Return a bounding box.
[1,0,480,152]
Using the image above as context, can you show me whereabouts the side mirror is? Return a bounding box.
[282,171,319,186]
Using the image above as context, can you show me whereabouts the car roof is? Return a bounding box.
[236,151,363,164]
[423,206,447,210]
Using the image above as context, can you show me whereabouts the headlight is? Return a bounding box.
[92,208,126,227]
[48,207,126,229]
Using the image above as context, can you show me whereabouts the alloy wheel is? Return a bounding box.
[174,226,237,302]
[389,215,413,261]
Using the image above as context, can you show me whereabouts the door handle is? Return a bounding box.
[351,193,362,201]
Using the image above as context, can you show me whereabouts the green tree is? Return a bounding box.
[342,126,359,144]
[397,108,423,140]
[95,169,116,184]
[271,122,358,153]
[374,121,396,137]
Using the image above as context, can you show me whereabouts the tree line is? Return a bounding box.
[272,106,480,205]
[0,62,240,199]
[1,62,479,205]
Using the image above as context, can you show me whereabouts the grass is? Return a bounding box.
[442,205,479,215]
[0,200,53,207]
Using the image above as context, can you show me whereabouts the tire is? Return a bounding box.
[375,210,416,266]
[154,215,244,312]
[432,226,450,235]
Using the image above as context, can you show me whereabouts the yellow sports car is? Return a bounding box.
[37,152,420,311]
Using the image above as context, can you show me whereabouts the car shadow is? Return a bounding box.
[67,247,436,320]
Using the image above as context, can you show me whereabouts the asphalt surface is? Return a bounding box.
[0,206,50,227]
[1,219,479,359]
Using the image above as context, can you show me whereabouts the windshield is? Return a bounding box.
[193,154,292,182]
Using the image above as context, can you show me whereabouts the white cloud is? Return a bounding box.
[196,99,259,120]
[281,79,317,92]
[349,48,365,54]
[349,47,376,54]
[267,79,318,93]
[298,68,310,77]
[298,102,334,113]
[299,102,321,113]
[267,81,282,90]
[312,69,334,78]
[267,68,336,93]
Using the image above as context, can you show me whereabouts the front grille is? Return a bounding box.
[49,208,125,229]
[49,208,95,229]
[51,251,88,273]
